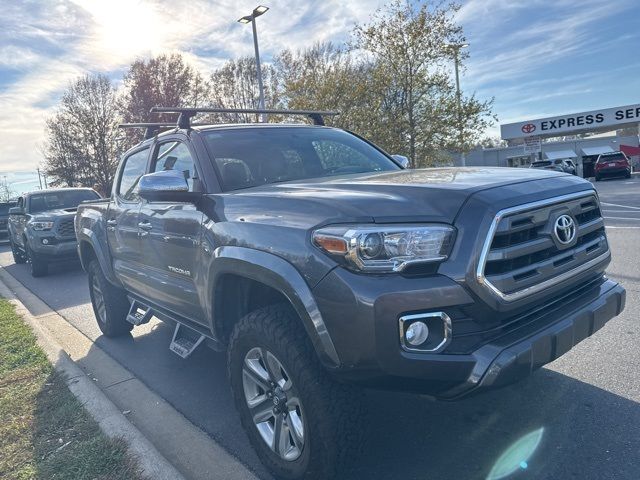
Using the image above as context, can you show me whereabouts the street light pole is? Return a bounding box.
[238,5,269,122]
[445,43,468,166]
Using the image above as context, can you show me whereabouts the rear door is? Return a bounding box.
[138,136,206,323]
[107,147,150,295]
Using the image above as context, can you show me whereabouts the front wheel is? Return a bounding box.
[228,305,362,480]
[26,244,47,277]
[87,260,132,337]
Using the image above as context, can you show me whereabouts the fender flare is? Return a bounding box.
[77,228,120,286]
[209,246,340,368]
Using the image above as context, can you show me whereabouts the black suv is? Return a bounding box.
[0,200,17,242]
[76,108,625,480]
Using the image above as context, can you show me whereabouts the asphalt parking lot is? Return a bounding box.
[0,174,638,480]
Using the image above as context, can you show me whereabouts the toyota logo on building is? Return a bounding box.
[521,123,536,134]
[554,215,576,245]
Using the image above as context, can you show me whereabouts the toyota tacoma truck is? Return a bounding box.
[9,188,100,277]
[75,108,625,480]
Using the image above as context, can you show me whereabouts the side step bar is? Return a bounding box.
[169,323,205,359]
[125,298,206,358]
[126,299,154,326]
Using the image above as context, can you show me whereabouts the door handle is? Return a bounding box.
[107,219,117,225]
[106,219,117,231]
[138,222,153,231]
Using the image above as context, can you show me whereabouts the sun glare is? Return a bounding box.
[74,0,165,58]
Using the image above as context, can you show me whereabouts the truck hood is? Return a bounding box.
[29,209,77,220]
[212,167,586,227]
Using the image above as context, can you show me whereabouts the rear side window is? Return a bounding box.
[118,148,149,201]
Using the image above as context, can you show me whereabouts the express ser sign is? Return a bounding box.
[501,103,640,140]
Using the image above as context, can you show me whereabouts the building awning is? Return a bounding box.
[581,145,615,156]
[620,144,640,157]
[544,149,577,160]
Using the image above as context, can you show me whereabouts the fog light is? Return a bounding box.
[42,238,49,245]
[405,321,429,346]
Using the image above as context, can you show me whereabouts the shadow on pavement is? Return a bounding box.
[85,323,639,480]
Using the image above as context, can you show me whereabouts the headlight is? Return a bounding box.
[30,221,54,231]
[313,224,455,272]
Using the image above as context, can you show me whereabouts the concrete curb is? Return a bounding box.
[0,266,258,480]
[0,270,185,480]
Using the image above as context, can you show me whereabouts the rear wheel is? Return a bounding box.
[26,244,47,277]
[10,237,27,264]
[228,305,362,480]
[87,259,132,337]
[595,175,600,182]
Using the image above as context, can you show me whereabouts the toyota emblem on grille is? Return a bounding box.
[554,214,576,245]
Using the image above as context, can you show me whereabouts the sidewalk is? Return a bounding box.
[0,267,257,480]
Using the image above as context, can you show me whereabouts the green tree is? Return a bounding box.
[352,0,495,166]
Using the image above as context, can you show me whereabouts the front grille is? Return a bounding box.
[56,218,76,238]
[478,192,609,300]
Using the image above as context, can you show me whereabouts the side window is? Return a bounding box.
[152,141,197,191]
[118,148,149,201]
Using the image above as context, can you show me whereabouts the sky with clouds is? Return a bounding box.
[1,0,639,194]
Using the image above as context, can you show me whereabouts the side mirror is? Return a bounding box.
[9,206,24,216]
[138,170,200,202]
[392,154,410,169]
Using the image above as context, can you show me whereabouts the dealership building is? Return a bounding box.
[465,103,640,177]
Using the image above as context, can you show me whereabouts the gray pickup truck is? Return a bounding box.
[9,188,99,277]
[76,108,625,480]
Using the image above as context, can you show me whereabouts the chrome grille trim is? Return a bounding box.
[476,191,610,302]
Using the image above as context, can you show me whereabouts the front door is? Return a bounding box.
[138,138,205,324]
[107,147,149,296]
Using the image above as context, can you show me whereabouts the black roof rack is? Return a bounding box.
[119,122,177,140]
[149,107,340,128]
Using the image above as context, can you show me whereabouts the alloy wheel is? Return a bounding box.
[242,347,305,461]
[91,274,107,325]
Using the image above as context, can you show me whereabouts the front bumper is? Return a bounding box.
[314,268,625,398]
[27,235,78,261]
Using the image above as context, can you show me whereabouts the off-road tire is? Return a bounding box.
[228,304,363,480]
[10,237,27,264]
[87,260,132,337]
[26,243,48,277]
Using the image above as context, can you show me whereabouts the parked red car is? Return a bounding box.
[595,151,631,181]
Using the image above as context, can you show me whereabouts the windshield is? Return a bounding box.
[202,127,400,191]
[28,190,99,214]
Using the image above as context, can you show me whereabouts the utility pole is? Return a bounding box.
[445,43,468,167]
[36,167,43,189]
[238,5,269,122]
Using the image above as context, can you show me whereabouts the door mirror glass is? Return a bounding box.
[9,206,24,215]
[392,154,410,169]
[138,170,199,202]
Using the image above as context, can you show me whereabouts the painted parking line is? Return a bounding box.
[601,202,640,210]
[606,226,640,229]
[603,216,640,221]
[602,210,640,213]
